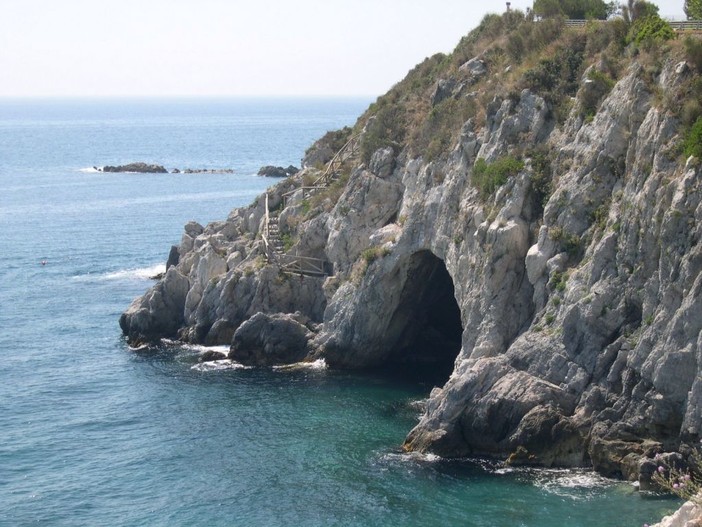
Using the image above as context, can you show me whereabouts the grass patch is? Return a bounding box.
[684,117,702,159]
[472,156,524,200]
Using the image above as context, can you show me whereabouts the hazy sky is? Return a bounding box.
[0,0,687,98]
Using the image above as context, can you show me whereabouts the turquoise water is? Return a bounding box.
[0,98,677,526]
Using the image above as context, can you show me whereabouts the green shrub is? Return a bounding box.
[684,36,702,72]
[415,97,477,161]
[533,0,611,19]
[549,227,582,259]
[686,0,702,19]
[360,101,407,164]
[281,233,295,252]
[472,156,525,199]
[528,147,553,212]
[507,17,565,62]
[580,69,616,120]
[305,127,352,159]
[628,15,675,46]
[585,18,628,56]
[361,246,391,264]
[684,117,702,159]
[522,35,586,112]
[550,270,569,292]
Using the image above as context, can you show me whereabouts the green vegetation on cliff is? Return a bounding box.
[353,6,701,180]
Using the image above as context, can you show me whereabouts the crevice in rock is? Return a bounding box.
[378,250,463,386]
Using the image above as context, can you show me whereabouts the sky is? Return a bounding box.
[0,0,688,98]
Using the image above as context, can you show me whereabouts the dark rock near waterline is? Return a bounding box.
[180,168,234,174]
[166,245,180,270]
[228,312,314,366]
[199,349,228,362]
[102,162,168,173]
[98,163,234,174]
[257,165,299,178]
[119,267,189,344]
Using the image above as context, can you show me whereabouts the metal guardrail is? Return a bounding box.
[670,20,702,30]
[564,19,702,30]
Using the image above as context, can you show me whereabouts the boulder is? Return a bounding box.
[228,312,314,366]
[459,57,487,81]
[431,78,461,106]
[369,147,395,178]
[257,165,299,178]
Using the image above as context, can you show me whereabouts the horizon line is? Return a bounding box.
[0,94,379,101]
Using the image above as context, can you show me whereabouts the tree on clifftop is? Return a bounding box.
[533,0,612,19]
[622,0,662,23]
[686,0,702,19]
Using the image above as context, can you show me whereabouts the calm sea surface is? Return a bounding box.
[0,98,677,526]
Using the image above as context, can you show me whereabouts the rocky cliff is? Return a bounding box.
[120,12,702,486]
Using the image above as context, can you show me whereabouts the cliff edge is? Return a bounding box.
[120,12,702,486]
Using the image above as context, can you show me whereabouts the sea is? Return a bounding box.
[0,98,678,526]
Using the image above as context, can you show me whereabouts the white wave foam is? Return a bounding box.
[128,343,150,352]
[544,472,613,489]
[273,358,327,371]
[79,166,101,173]
[104,264,165,281]
[181,344,230,355]
[191,360,251,372]
[529,469,615,499]
[380,451,442,464]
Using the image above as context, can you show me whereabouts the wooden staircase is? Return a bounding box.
[262,133,360,277]
[266,212,284,256]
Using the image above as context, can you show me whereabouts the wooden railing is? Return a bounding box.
[259,132,362,277]
[279,254,333,277]
[313,133,361,187]
[262,193,272,259]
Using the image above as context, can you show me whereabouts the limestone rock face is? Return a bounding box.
[121,44,701,487]
[431,78,462,106]
[651,502,702,527]
[119,267,189,343]
[459,57,487,81]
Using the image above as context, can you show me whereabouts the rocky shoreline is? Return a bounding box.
[96,162,234,174]
[120,12,702,513]
[96,162,301,177]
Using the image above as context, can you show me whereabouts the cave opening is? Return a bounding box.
[380,250,463,387]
